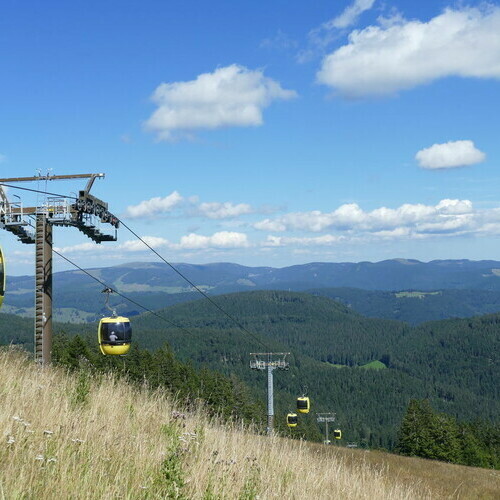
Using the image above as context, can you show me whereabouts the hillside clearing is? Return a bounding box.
[0,348,498,499]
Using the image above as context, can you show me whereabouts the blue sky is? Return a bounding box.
[2,0,500,275]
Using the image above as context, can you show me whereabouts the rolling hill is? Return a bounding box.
[2,290,498,450]
[7,259,500,324]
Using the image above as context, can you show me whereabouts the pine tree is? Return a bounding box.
[396,399,433,457]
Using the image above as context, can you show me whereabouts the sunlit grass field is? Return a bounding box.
[0,347,498,499]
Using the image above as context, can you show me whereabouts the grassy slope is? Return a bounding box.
[0,348,498,499]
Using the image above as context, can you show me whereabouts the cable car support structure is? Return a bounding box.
[250,352,290,435]
[317,413,336,445]
[0,173,119,365]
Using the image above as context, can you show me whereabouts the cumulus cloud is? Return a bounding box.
[254,198,500,247]
[263,234,344,247]
[253,219,287,232]
[54,242,103,254]
[119,236,171,252]
[125,191,183,218]
[121,232,250,251]
[54,231,250,257]
[177,231,250,250]
[416,140,486,169]
[125,192,266,220]
[197,202,253,219]
[317,6,500,97]
[144,64,297,141]
[253,199,487,238]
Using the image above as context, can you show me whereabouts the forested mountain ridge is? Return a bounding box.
[1,289,498,449]
[308,287,500,324]
[9,258,500,293]
[7,259,500,324]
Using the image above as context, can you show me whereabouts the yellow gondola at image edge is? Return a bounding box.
[0,246,5,309]
[98,316,132,355]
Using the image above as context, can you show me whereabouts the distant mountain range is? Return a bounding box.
[5,258,500,323]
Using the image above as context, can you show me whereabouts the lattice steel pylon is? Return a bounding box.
[317,413,336,444]
[0,173,119,365]
[250,352,290,435]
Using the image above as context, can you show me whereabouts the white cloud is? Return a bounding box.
[54,237,171,256]
[435,199,473,215]
[329,0,376,29]
[263,234,344,247]
[54,232,250,257]
[254,219,287,232]
[54,242,104,254]
[416,140,486,169]
[144,64,297,141]
[177,231,250,250]
[299,0,375,62]
[256,201,496,245]
[125,192,265,221]
[416,216,473,234]
[317,6,500,97]
[124,191,183,218]
[253,199,490,238]
[119,236,171,252]
[197,202,252,219]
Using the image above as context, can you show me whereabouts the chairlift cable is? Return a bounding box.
[2,182,271,350]
[117,219,270,349]
[52,248,194,336]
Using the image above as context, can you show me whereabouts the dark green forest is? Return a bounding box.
[398,399,500,468]
[51,333,263,425]
[1,290,499,458]
[308,287,500,324]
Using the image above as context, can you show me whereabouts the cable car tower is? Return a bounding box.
[250,352,290,435]
[0,173,119,365]
[317,413,336,445]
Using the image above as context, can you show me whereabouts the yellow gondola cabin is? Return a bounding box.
[287,413,298,428]
[297,396,310,414]
[98,316,132,355]
[0,246,5,309]
[333,429,342,440]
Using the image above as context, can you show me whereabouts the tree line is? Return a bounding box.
[397,399,499,469]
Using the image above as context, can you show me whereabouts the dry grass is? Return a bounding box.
[319,446,500,499]
[0,348,498,499]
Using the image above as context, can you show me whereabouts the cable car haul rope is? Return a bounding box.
[1,182,271,353]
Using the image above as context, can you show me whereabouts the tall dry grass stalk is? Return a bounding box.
[0,348,497,499]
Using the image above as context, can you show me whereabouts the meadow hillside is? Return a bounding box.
[0,348,498,499]
[1,290,499,449]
